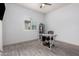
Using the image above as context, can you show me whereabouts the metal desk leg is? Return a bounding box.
[52,37,55,47]
[49,36,52,49]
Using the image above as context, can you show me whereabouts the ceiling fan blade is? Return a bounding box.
[44,3,52,5]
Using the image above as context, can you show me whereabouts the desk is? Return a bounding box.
[40,34,55,49]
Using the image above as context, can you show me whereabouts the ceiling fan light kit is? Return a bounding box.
[40,3,52,8]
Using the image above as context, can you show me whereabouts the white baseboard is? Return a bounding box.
[3,39,38,46]
[56,39,79,46]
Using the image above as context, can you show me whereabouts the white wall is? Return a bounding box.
[3,3,79,46]
[3,4,45,45]
[0,20,2,51]
[45,4,79,46]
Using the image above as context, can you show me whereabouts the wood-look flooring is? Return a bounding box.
[1,39,79,56]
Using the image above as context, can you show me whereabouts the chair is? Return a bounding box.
[47,31,55,47]
[47,31,54,40]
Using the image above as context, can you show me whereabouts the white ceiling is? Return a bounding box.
[18,3,70,13]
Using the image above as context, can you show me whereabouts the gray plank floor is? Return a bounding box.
[1,39,79,56]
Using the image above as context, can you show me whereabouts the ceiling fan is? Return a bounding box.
[40,3,52,8]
